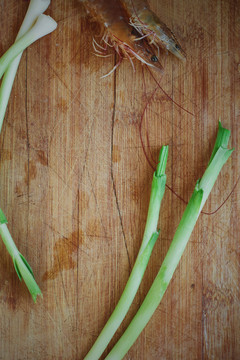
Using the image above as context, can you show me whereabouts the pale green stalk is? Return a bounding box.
[0,14,57,80]
[105,122,233,360]
[0,209,42,302]
[0,0,51,133]
[0,1,56,300]
[84,146,168,360]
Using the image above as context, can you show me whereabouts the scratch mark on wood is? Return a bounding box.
[87,168,109,240]
[46,311,77,354]
[110,59,131,271]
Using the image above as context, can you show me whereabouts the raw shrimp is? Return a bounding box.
[79,0,164,74]
[120,0,186,60]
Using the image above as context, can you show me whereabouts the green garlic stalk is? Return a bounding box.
[0,0,56,301]
[0,209,42,302]
[105,122,233,360]
[0,14,57,80]
[0,0,51,133]
[84,146,168,360]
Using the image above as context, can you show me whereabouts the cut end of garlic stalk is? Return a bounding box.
[32,14,58,38]
[208,121,231,165]
[13,252,42,303]
[0,209,42,302]
[0,13,57,79]
[17,0,52,40]
[156,145,168,177]
[0,208,8,224]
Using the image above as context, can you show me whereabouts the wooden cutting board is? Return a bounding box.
[0,0,239,359]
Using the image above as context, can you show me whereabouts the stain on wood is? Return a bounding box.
[36,150,48,167]
[43,230,83,281]
[24,160,37,185]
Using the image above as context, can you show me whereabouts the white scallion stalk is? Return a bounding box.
[105,122,233,360]
[0,2,54,301]
[0,0,51,133]
[17,0,51,37]
[84,146,168,360]
[0,209,42,302]
[0,14,57,80]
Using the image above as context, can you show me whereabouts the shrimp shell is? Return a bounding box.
[79,0,164,73]
[120,0,186,60]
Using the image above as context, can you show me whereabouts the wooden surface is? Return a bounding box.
[0,0,239,359]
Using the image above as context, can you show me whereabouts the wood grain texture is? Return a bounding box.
[0,0,239,359]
